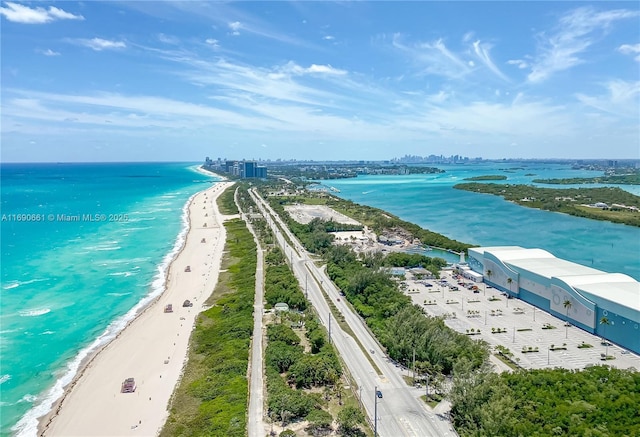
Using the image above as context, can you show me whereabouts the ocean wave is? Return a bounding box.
[126,217,156,223]
[107,270,138,277]
[2,278,48,290]
[95,246,121,251]
[98,257,150,266]
[18,394,37,404]
[19,308,51,317]
[106,292,132,297]
[12,191,197,437]
[0,374,10,384]
[40,331,55,335]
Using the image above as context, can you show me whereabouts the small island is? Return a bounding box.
[453,183,640,227]
[533,173,640,185]
[463,175,507,181]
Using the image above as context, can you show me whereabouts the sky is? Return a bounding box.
[1,1,639,162]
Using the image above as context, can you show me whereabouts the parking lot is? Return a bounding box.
[402,270,640,372]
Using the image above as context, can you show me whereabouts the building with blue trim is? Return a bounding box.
[468,246,640,355]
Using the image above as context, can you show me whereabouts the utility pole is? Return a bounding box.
[425,374,430,398]
[374,385,378,437]
[412,347,416,382]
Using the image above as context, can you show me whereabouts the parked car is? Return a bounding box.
[376,390,383,398]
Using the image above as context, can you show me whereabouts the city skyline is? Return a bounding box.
[1,1,639,162]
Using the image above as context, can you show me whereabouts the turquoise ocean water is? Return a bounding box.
[323,162,640,281]
[0,163,217,436]
[1,161,638,436]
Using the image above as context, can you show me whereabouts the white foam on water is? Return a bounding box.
[12,191,197,437]
[18,309,51,317]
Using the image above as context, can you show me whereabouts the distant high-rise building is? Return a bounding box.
[243,161,256,178]
[255,166,267,178]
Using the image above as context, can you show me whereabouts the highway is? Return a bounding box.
[249,189,457,437]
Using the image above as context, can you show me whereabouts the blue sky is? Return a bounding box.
[1,1,639,162]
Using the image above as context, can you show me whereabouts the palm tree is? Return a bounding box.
[506,277,513,292]
[563,299,572,339]
[600,316,610,357]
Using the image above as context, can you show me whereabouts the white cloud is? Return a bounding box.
[305,64,347,75]
[0,2,83,23]
[472,40,509,81]
[229,21,241,35]
[73,38,126,51]
[38,48,60,56]
[205,38,219,48]
[507,59,529,69]
[528,7,640,83]
[392,34,470,79]
[576,80,640,117]
[618,43,640,61]
[323,35,335,41]
[157,33,180,45]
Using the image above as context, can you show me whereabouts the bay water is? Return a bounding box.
[0,163,217,436]
[324,162,640,281]
[1,160,638,435]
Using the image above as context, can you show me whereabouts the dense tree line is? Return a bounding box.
[265,192,472,254]
[161,217,255,437]
[454,183,640,227]
[264,247,308,311]
[450,364,640,436]
[533,172,640,185]
[463,175,507,181]
[381,252,448,276]
[324,245,487,375]
[265,312,343,430]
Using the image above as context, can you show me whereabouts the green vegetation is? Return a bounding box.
[217,183,239,215]
[450,364,640,437]
[161,218,255,437]
[264,194,488,376]
[265,191,472,254]
[264,248,308,311]
[453,183,640,227]
[382,252,448,277]
[533,172,640,185]
[463,175,507,181]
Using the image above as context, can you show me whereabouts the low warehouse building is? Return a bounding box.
[468,246,640,355]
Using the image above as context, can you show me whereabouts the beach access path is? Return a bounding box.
[40,181,233,437]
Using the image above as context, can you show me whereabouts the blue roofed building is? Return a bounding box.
[468,246,640,354]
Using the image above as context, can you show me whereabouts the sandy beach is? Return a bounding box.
[40,181,233,437]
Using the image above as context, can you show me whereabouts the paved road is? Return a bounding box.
[239,190,267,437]
[250,189,457,437]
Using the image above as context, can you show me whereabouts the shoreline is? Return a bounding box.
[13,188,200,437]
[36,181,232,436]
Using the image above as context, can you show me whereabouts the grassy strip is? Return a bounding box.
[160,218,256,437]
[217,183,239,215]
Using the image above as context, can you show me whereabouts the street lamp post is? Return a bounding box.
[374,385,378,437]
[425,374,430,398]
